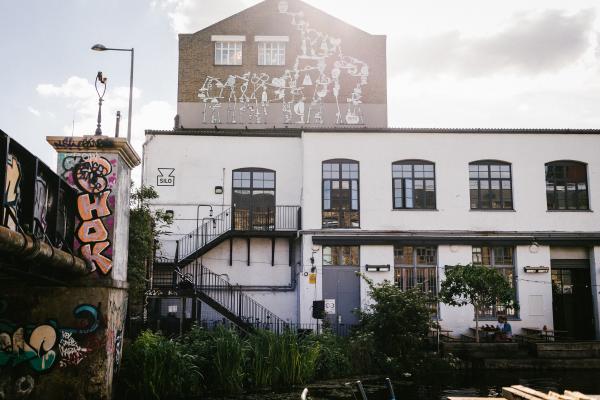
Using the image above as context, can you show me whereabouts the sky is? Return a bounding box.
[1,0,599,181]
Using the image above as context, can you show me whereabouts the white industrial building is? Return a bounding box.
[142,0,600,340]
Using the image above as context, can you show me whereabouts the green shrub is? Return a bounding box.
[305,330,351,379]
[117,330,199,400]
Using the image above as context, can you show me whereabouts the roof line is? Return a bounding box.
[145,127,600,136]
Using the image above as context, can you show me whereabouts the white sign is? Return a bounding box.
[157,168,175,186]
[324,299,336,315]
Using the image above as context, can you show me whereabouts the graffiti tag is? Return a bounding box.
[62,155,115,274]
[0,304,101,373]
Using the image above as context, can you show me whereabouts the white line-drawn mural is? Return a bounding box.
[197,0,369,126]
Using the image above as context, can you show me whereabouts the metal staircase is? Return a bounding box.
[173,205,300,267]
[150,205,301,333]
[170,262,289,333]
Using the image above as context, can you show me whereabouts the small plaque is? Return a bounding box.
[308,273,317,284]
[324,299,336,315]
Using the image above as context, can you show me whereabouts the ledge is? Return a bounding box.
[47,135,141,168]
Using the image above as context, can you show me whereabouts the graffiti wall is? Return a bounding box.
[3,154,21,231]
[59,153,117,275]
[196,1,370,126]
[0,287,128,399]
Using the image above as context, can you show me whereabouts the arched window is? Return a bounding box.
[322,159,359,228]
[392,160,436,209]
[469,160,513,210]
[545,161,589,210]
[232,168,275,230]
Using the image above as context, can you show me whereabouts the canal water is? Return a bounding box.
[222,370,600,400]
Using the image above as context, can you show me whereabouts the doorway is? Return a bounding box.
[322,245,361,334]
[232,168,275,231]
[551,259,595,340]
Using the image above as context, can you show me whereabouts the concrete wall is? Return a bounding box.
[0,286,126,400]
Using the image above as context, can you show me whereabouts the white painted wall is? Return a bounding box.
[144,130,600,336]
[301,131,600,232]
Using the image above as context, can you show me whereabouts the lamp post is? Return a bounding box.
[91,44,134,142]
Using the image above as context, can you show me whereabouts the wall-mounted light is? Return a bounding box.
[523,265,549,273]
[215,186,224,195]
[365,264,391,272]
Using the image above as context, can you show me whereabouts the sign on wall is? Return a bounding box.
[157,168,175,186]
[324,299,336,315]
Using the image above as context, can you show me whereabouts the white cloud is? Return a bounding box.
[35,75,175,185]
[27,106,41,117]
[152,0,255,33]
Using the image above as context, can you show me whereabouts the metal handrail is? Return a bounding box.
[169,261,289,333]
[174,205,300,262]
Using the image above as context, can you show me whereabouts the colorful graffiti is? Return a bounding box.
[197,1,369,126]
[3,154,21,230]
[61,154,116,274]
[0,304,101,373]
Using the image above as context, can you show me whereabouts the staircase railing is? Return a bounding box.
[170,261,289,333]
[174,205,300,264]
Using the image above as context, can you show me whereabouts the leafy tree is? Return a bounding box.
[127,185,172,320]
[357,275,432,370]
[439,264,517,342]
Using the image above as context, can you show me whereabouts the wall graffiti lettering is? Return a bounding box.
[197,1,369,126]
[3,153,21,230]
[51,137,113,150]
[61,154,115,274]
[33,176,49,234]
[0,304,101,373]
[58,331,90,368]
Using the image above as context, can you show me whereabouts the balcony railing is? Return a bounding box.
[174,205,300,263]
[0,130,78,253]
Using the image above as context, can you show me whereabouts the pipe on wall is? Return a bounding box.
[0,225,91,276]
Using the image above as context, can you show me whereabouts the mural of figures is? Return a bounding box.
[197,1,370,126]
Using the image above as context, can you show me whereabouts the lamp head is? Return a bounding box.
[91,44,107,51]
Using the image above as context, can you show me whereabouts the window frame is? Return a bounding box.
[393,245,439,318]
[257,41,286,66]
[322,159,360,229]
[545,160,590,211]
[322,245,360,266]
[471,245,518,319]
[469,160,514,210]
[392,160,437,210]
[214,41,243,66]
[232,168,276,230]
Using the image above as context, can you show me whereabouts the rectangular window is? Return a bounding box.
[214,41,243,65]
[545,162,589,210]
[258,42,285,65]
[394,246,438,317]
[322,160,359,228]
[323,246,359,266]
[469,162,513,209]
[472,246,517,318]
[392,161,436,209]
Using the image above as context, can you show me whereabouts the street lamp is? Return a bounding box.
[91,43,134,142]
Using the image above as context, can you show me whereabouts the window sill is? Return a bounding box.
[546,209,593,213]
[391,208,438,212]
[475,317,521,322]
[469,209,516,212]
